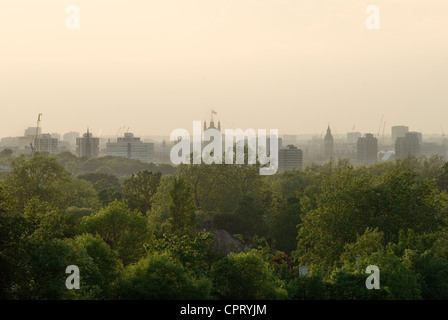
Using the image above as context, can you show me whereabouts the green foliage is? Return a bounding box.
[79,200,150,265]
[211,250,288,300]
[78,172,122,206]
[63,234,123,299]
[60,154,176,177]
[0,148,13,158]
[270,196,301,254]
[122,170,161,215]
[286,274,328,300]
[119,252,212,300]
[1,155,71,212]
[2,153,448,300]
[294,164,446,270]
[167,176,196,234]
[146,232,218,275]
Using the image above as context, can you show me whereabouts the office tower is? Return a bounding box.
[279,145,303,172]
[106,132,155,163]
[357,133,378,165]
[76,128,99,158]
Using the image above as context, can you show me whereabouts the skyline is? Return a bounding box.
[1,1,448,138]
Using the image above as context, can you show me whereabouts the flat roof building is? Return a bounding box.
[106,132,154,163]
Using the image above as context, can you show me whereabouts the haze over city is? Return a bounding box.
[1,0,447,138]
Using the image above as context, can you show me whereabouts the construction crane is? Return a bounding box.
[376,114,384,139]
[30,113,42,156]
[381,121,386,148]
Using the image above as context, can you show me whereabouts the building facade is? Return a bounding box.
[391,126,409,145]
[76,129,99,158]
[35,134,58,154]
[106,132,155,163]
[357,133,378,165]
[395,132,421,159]
[279,145,303,172]
[324,125,334,158]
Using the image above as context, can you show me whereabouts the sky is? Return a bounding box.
[0,0,447,138]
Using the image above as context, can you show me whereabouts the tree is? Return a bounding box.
[270,196,302,254]
[79,200,150,265]
[167,176,196,234]
[0,148,13,158]
[211,250,287,300]
[63,234,123,299]
[122,170,161,214]
[146,232,217,275]
[78,172,122,206]
[1,154,71,213]
[293,165,447,271]
[119,252,212,300]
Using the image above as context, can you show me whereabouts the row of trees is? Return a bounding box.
[1,153,448,299]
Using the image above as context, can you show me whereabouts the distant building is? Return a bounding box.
[204,118,221,132]
[421,142,447,160]
[35,134,58,154]
[24,127,41,138]
[391,126,409,145]
[76,129,99,158]
[106,132,154,163]
[395,132,421,159]
[282,135,298,147]
[324,125,334,158]
[347,132,362,144]
[357,133,378,165]
[279,145,303,172]
[155,140,173,164]
[63,132,80,144]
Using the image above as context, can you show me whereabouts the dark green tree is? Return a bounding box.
[79,200,150,265]
[122,170,161,214]
[168,176,196,234]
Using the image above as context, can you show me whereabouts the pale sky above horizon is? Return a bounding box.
[0,1,447,138]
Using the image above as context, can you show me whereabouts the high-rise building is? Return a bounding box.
[106,132,154,163]
[357,133,378,165]
[324,125,334,158]
[35,134,58,154]
[63,132,80,144]
[279,145,303,172]
[395,132,421,159]
[347,132,362,144]
[76,128,99,158]
[24,127,41,138]
[391,126,409,145]
[421,143,447,160]
[155,140,173,164]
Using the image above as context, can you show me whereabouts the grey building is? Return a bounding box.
[395,132,421,159]
[35,134,58,154]
[76,129,99,158]
[324,125,334,158]
[107,132,154,163]
[357,133,378,165]
[279,145,303,172]
[391,126,409,145]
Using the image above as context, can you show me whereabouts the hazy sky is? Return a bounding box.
[1,0,447,138]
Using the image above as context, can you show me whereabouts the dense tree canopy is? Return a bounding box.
[1,153,448,300]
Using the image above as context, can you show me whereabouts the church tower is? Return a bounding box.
[324,125,334,158]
